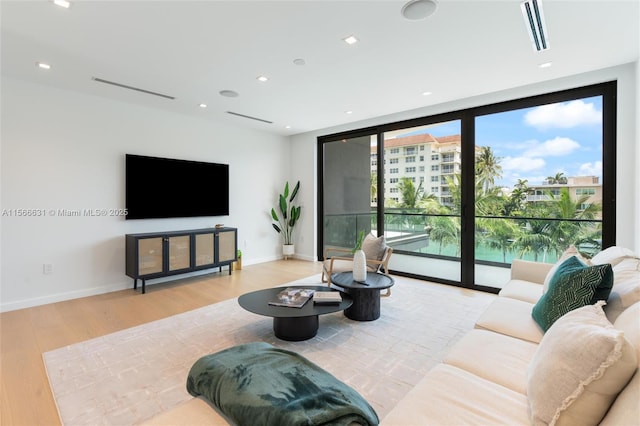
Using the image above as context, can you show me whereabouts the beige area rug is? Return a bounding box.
[43,274,496,425]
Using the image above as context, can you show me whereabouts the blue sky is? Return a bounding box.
[422,96,603,188]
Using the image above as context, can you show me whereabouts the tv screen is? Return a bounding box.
[125,154,229,220]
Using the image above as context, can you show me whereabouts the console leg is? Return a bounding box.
[142,279,146,294]
[133,278,137,290]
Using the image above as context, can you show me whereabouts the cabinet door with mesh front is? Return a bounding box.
[168,235,191,271]
[217,229,237,263]
[138,237,164,276]
[195,232,215,267]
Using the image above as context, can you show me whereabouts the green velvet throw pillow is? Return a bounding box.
[532,256,613,331]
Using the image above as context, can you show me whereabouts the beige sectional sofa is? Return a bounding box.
[146,247,640,426]
[382,247,640,425]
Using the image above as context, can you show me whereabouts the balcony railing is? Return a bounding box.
[323,210,602,265]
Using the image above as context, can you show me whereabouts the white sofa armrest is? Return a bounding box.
[510,259,552,285]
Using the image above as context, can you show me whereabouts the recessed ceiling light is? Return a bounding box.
[293,58,306,66]
[53,0,71,8]
[219,90,239,98]
[257,75,269,82]
[539,62,552,68]
[199,103,207,108]
[345,110,353,115]
[36,62,51,70]
[422,91,432,96]
[343,35,359,45]
[401,0,438,20]
[285,125,291,129]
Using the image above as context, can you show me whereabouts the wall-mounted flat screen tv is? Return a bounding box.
[125,154,229,220]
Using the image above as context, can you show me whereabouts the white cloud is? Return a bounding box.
[523,137,580,157]
[579,161,602,176]
[502,156,546,172]
[524,100,602,129]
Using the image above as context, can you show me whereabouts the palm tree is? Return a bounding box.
[545,188,602,257]
[429,215,461,256]
[475,146,503,194]
[502,179,530,216]
[477,217,521,263]
[397,177,424,209]
[546,172,568,185]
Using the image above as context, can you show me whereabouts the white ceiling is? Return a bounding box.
[1,0,638,136]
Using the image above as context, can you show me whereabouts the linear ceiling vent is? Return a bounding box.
[521,0,549,51]
[91,77,175,100]
[226,111,273,124]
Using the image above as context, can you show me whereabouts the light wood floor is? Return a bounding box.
[0,259,323,426]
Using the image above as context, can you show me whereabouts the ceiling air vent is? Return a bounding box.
[226,111,273,124]
[92,77,175,100]
[521,0,549,51]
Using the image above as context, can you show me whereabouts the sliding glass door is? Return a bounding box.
[474,95,607,290]
[381,121,462,282]
[318,82,615,293]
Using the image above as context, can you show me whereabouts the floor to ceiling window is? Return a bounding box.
[380,121,462,283]
[318,82,615,293]
[474,95,607,289]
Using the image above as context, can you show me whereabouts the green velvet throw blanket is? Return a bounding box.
[187,342,379,426]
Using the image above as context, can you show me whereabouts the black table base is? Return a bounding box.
[273,315,319,341]
[344,288,381,321]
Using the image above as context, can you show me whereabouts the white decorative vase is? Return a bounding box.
[353,249,367,282]
[282,244,295,260]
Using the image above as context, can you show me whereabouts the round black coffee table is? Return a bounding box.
[330,272,394,321]
[238,285,352,341]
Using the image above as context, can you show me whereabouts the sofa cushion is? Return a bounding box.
[475,297,543,343]
[142,397,231,426]
[601,302,640,425]
[526,302,637,426]
[604,257,640,322]
[591,246,636,266]
[443,329,537,394]
[498,279,543,304]
[475,297,544,343]
[380,364,529,426]
[510,259,553,285]
[532,256,613,331]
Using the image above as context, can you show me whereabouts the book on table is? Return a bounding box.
[313,291,342,304]
[268,288,315,308]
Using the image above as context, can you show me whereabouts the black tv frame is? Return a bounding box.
[125,154,229,220]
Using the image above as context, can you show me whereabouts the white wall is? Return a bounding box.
[291,62,639,261]
[1,77,291,311]
[636,59,640,251]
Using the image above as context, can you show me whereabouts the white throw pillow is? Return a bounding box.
[542,245,591,293]
[361,233,387,270]
[526,301,637,426]
[591,246,637,267]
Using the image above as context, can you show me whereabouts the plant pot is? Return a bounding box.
[353,249,367,282]
[233,256,242,270]
[283,244,295,260]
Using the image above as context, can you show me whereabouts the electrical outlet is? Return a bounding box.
[43,263,54,274]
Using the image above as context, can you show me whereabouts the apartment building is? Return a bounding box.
[371,134,464,207]
[528,175,603,209]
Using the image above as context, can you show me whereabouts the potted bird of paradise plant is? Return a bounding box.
[271,180,301,259]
